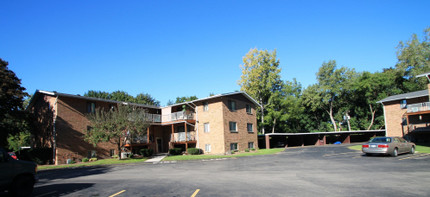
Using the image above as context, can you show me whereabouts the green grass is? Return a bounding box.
[38,157,148,170]
[348,144,430,153]
[163,148,284,161]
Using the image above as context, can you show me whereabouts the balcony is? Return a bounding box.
[407,102,430,113]
[172,131,196,142]
[161,111,194,123]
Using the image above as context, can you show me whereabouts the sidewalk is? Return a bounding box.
[144,154,167,164]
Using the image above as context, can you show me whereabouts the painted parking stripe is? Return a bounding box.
[399,153,430,160]
[191,189,200,197]
[109,190,126,197]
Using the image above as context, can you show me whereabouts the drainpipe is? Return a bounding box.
[53,95,58,165]
[186,102,198,148]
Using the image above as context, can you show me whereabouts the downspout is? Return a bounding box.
[186,102,198,148]
[53,95,58,165]
[382,103,387,137]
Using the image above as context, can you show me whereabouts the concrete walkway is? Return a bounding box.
[144,154,167,164]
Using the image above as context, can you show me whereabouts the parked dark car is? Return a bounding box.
[0,148,38,197]
[362,137,415,157]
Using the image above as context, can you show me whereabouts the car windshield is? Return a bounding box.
[370,137,391,143]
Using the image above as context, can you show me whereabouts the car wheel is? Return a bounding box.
[10,175,34,197]
[391,148,398,157]
[410,146,415,154]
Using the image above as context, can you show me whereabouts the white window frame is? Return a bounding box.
[203,102,209,112]
[205,144,211,153]
[229,122,237,132]
[247,123,253,133]
[204,123,210,133]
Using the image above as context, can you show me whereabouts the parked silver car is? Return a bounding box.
[362,137,415,157]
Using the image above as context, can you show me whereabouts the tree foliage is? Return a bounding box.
[84,104,150,159]
[85,90,160,106]
[0,58,30,147]
[238,48,283,134]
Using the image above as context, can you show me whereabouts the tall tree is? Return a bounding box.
[0,58,29,147]
[302,60,356,131]
[85,90,160,106]
[395,27,430,91]
[238,48,283,134]
[85,104,150,159]
[174,96,198,104]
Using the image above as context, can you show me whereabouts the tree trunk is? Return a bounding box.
[327,103,337,131]
[272,118,277,133]
[260,98,265,134]
[367,104,376,130]
[345,111,351,131]
[117,140,122,160]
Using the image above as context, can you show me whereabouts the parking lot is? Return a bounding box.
[30,144,430,197]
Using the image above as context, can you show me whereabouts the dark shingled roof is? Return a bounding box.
[377,89,428,103]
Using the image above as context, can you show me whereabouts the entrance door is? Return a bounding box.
[156,138,163,153]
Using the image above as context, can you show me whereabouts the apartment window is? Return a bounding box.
[247,123,253,133]
[246,104,252,114]
[204,123,210,133]
[400,100,407,109]
[248,142,254,149]
[87,102,96,113]
[230,143,238,151]
[88,150,97,158]
[203,102,209,112]
[229,122,237,132]
[205,144,211,153]
[228,100,236,111]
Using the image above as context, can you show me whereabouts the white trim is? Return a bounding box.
[382,103,388,137]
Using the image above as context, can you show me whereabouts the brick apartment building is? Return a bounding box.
[378,75,430,143]
[28,90,259,164]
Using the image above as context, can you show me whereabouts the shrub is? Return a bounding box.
[82,157,89,162]
[251,148,256,151]
[169,148,182,155]
[139,149,154,157]
[187,148,202,155]
[111,155,119,159]
[245,148,250,152]
[89,157,98,162]
[231,150,235,154]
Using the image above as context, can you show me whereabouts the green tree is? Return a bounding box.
[135,93,160,106]
[395,27,430,92]
[302,60,356,131]
[85,90,160,106]
[238,48,283,134]
[7,131,31,152]
[174,96,198,104]
[0,58,29,147]
[84,104,150,159]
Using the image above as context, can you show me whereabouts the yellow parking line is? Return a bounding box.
[191,189,200,197]
[109,190,126,197]
[399,153,430,160]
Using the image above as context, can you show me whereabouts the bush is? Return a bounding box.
[82,157,89,162]
[17,148,53,165]
[89,157,98,162]
[231,150,235,154]
[139,149,154,157]
[111,155,119,159]
[251,148,256,151]
[169,148,182,155]
[187,148,202,155]
[245,148,250,152]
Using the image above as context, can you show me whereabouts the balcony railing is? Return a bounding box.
[172,131,196,142]
[161,111,194,123]
[407,102,430,113]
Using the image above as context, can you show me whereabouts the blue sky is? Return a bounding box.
[1,0,429,106]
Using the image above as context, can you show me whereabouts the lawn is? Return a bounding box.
[348,144,430,153]
[38,157,148,170]
[162,148,285,161]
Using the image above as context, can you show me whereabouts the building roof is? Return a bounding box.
[377,89,429,104]
[27,90,161,110]
[167,91,261,108]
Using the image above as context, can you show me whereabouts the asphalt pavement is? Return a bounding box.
[29,144,430,197]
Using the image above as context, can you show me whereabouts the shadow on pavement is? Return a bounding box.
[33,183,94,196]
[38,166,111,182]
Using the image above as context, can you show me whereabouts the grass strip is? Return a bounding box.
[38,158,148,170]
[163,148,284,161]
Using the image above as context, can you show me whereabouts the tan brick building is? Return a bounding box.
[28,90,259,164]
[378,84,430,143]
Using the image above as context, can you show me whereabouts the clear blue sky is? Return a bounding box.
[1,0,429,106]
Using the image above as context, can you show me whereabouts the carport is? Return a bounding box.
[259,130,385,149]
